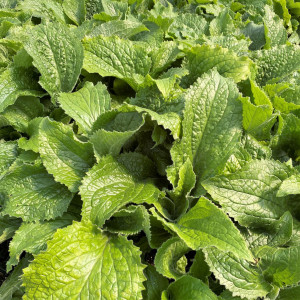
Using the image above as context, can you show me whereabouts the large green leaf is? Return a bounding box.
[203,247,272,300]
[7,213,74,271]
[0,140,18,175]
[153,197,253,261]
[23,221,146,300]
[58,82,111,134]
[0,66,43,113]
[1,163,73,221]
[255,45,300,85]
[39,118,95,192]
[169,70,242,195]
[258,246,300,287]
[80,155,161,227]
[82,35,152,90]
[203,159,294,227]
[183,44,252,84]
[24,22,83,97]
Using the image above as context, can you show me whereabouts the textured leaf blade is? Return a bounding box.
[58,82,111,134]
[39,118,95,192]
[23,221,146,300]
[80,155,160,227]
[24,22,83,97]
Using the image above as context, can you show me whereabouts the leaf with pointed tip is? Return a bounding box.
[257,245,300,287]
[39,118,95,192]
[80,155,160,227]
[183,44,252,85]
[83,35,152,90]
[154,197,253,261]
[7,213,74,272]
[58,82,111,134]
[1,163,73,221]
[168,70,242,195]
[203,247,272,300]
[22,221,146,300]
[203,159,295,227]
[24,22,83,97]
[0,215,21,243]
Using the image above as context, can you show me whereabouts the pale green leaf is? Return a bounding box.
[23,221,146,300]
[183,44,253,84]
[169,70,242,194]
[277,174,300,197]
[58,82,111,134]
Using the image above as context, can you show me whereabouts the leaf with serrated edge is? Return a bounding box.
[203,247,272,300]
[39,118,95,192]
[23,221,146,300]
[80,155,160,227]
[58,82,111,134]
[203,159,295,227]
[1,163,73,221]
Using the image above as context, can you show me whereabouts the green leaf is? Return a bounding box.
[80,155,160,227]
[167,13,208,40]
[58,82,111,134]
[1,163,73,221]
[154,237,190,279]
[23,221,146,300]
[0,140,18,175]
[203,247,272,300]
[255,45,300,85]
[189,250,211,283]
[39,118,95,192]
[277,174,300,196]
[143,265,169,300]
[7,213,74,272]
[83,35,152,90]
[277,286,300,299]
[0,215,21,243]
[24,22,83,97]
[62,0,85,25]
[88,20,149,39]
[169,70,242,195]
[104,205,151,238]
[162,275,218,300]
[271,113,300,160]
[243,211,293,253]
[2,96,44,132]
[203,159,294,227]
[0,66,43,113]
[183,44,253,84]
[157,197,253,261]
[258,246,300,287]
[264,5,287,49]
[90,111,145,159]
[18,0,66,22]
[0,256,29,300]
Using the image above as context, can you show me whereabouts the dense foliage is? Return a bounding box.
[0,0,300,299]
